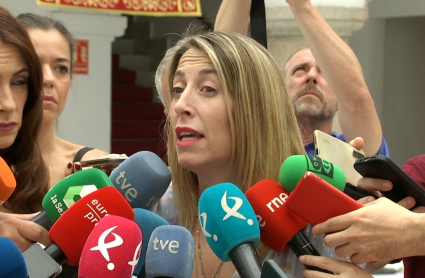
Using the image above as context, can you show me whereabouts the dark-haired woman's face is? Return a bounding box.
[28,29,71,124]
[0,42,29,149]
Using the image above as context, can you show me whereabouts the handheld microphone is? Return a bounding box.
[245,179,332,274]
[285,172,363,226]
[46,186,135,266]
[110,151,171,210]
[78,215,142,278]
[198,182,261,278]
[131,208,169,277]
[279,155,377,200]
[0,237,27,278]
[145,225,194,278]
[32,168,113,229]
[0,156,16,206]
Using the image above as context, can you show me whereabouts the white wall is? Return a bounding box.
[1,0,127,153]
[349,0,425,166]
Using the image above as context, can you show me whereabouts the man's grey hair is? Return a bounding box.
[155,37,191,109]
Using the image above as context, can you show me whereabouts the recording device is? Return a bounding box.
[145,225,194,278]
[354,155,425,206]
[78,215,142,278]
[0,237,28,278]
[132,208,169,277]
[31,168,113,229]
[198,182,262,278]
[44,186,135,266]
[80,157,127,175]
[280,155,377,200]
[23,243,62,278]
[110,151,171,210]
[285,172,363,225]
[245,179,332,274]
[261,260,289,278]
[313,129,365,185]
[0,156,16,206]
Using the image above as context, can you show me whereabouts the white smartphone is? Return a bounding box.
[313,130,365,185]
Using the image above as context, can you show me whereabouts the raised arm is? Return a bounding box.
[214,0,251,35]
[287,0,383,156]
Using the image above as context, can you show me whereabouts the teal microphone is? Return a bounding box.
[198,182,261,278]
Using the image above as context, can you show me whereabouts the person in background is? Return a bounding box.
[215,0,388,158]
[17,13,109,188]
[0,4,50,250]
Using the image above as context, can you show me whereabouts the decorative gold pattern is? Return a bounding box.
[63,0,119,8]
[38,0,201,15]
[122,0,177,11]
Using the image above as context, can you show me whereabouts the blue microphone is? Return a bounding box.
[198,182,261,278]
[110,151,171,210]
[145,225,194,278]
[0,237,27,278]
[132,208,169,277]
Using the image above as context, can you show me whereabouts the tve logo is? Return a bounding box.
[114,171,137,203]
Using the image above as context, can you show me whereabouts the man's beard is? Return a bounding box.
[291,84,337,123]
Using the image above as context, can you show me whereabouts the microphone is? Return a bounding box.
[198,182,262,278]
[32,168,113,229]
[45,186,135,266]
[261,260,288,278]
[0,237,27,278]
[78,215,142,278]
[0,156,16,206]
[131,208,169,277]
[279,155,377,200]
[110,151,171,210]
[245,179,332,274]
[285,172,363,226]
[145,225,194,278]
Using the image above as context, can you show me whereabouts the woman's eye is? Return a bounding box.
[11,79,27,86]
[55,65,69,74]
[203,86,216,93]
[172,87,184,95]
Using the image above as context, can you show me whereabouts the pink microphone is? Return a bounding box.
[79,215,142,278]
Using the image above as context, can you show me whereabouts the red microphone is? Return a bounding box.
[285,172,363,225]
[245,179,307,252]
[0,156,16,205]
[46,186,135,266]
[78,215,142,278]
[245,179,332,274]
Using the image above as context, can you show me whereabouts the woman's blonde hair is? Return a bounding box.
[166,31,305,230]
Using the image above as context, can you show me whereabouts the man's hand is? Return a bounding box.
[0,212,50,251]
[312,197,425,263]
[300,255,373,277]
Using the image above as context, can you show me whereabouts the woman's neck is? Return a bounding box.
[197,170,233,197]
[38,119,57,154]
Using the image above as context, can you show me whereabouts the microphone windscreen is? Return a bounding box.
[245,179,307,251]
[132,208,169,276]
[198,182,260,262]
[145,225,194,278]
[42,168,113,223]
[79,215,142,278]
[110,151,171,209]
[0,156,16,205]
[48,186,135,265]
[280,155,346,192]
[0,237,27,278]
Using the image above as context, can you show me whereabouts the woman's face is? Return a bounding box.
[170,48,233,177]
[0,42,29,149]
[28,29,71,123]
